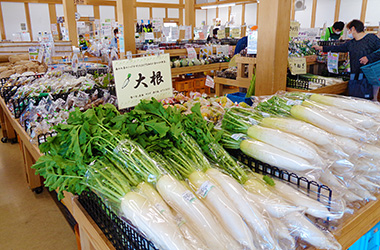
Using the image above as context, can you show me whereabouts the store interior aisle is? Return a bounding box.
[0,131,77,250]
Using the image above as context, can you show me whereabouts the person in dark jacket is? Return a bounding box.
[313,19,380,100]
[234,36,247,55]
[321,21,344,41]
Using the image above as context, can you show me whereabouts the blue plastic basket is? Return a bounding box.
[348,220,380,250]
[361,52,380,86]
[226,92,253,105]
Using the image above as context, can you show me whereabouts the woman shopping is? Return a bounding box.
[313,19,380,100]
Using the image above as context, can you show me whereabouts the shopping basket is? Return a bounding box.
[361,49,380,86]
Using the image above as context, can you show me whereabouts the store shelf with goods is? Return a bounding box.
[286,81,348,94]
[171,62,229,76]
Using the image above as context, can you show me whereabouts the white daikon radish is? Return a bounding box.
[240,139,321,172]
[137,182,208,250]
[310,94,380,114]
[246,125,325,165]
[188,170,255,250]
[283,212,342,250]
[205,168,280,250]
[290,105,366,140]
[272,180,343,219]
[347,180,377,201]
[156,174,236,250]
[120,191,193,250]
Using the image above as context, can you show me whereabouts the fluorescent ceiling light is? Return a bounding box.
[201,3,236,9]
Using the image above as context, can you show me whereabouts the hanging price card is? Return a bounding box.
[289,21,300,38]
[186,47,197,60]
[288,57,307,75]
[327,52,339,73]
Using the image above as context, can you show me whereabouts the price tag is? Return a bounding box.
[288,57,307,75]
[112,54,173,109]
[289,21,300,38]
[205,75,215,88]
[217,29,225,39]
[231,28,241,38]
[327,52,339,73]
[196,181,215,198]
[182,190,196,203]
[145,32,154,40]
[186,47,197,60]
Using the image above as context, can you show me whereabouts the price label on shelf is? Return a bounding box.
[112,54,173,109]
[288,57,307,75]
[289,21,300,38]
[205,75,215,88]
[186,47,197,60]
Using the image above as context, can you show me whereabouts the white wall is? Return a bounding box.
[365,0,380,26]
[339,0,361,23]
[29,3,51,41]
[230,5,242,26]
[1,2,27,40]
[152,8,165,18]
[99,6,115,22]
[245,3,257,26]
[77,5,94,17]
[315,0,336,28]
[294,0,312,28]
[196,9,207,27]
[56,4,64,17]
[136,7,150,20]
[168,8,179,18]
[218,7,228,25]
[207,8,216,25]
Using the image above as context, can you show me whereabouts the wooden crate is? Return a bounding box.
[235,55,256,83]
[194,77,206,88]
[173,79,194,92]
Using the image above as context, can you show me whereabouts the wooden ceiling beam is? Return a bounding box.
[195,0,256,9]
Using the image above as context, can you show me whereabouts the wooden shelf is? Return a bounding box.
[214,76,251,96]
[171,62,229,76]
[287,81,348,94]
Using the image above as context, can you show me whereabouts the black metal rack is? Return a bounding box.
[286,74,326,90]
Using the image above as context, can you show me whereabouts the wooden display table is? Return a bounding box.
[171,62,229,76]
[286,81,348,95]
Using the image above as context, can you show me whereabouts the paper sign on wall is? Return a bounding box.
[288,57,307,75]
[186,48,197,60]
[247,30,258,54]
[289,21,300,38]
[112,54,173,109]
[217,29,225,39]
[327,52,339,73]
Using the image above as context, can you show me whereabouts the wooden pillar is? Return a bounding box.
[179,0,184,25]
[256,2,259,25]
[185,0,195,39]
[0,3,6,40]
[311,0,317,28]
[114,5,118,22]
[241,3,245,36]
[149,7,153,19]
[63,0,78,45]
[227,6,231,22]
[360,0,368,22]
[117,0,136,55]
[291,0,295,20]
[165,8,168,19]
[255,0,291,95]
[334,0,341,22]
[24,3,33,41]
[48,3,60,40]
[93,5,100,39]
[216,7,219,19]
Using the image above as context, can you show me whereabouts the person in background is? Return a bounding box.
[207,28,219,43]
[313,19,380,100]
[110,28,119,49]
[321,21,345,41]
[78,35,88,51]
[234,36,247,55]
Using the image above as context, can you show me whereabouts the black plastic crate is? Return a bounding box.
[87,67,109,75]
[78,191,158,250]
[317,40,349,46]
[228,149,332,203]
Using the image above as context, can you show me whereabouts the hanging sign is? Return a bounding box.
[217,29,225,39]
[288,57,307,75]
[186,48,197,60]
[231,28,241,38]
[112,54,173,109]
[289,21,300,38]
[205,75,215,88]
[327,52,339,73]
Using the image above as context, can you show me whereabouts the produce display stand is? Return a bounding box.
[286,81,348,94]
[214,56,256,96]
[171,62,229,76]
